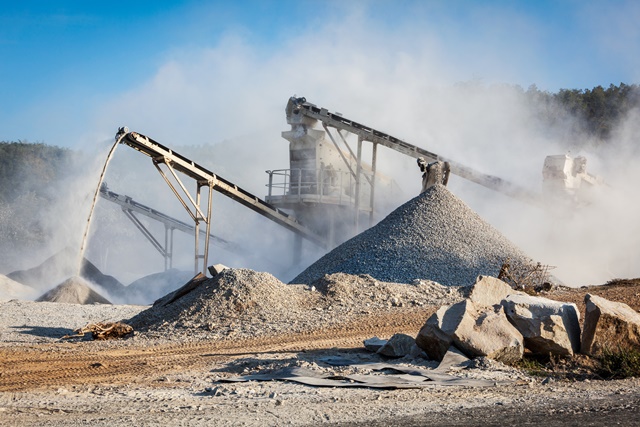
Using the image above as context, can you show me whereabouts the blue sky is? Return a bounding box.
[1,0,639,147]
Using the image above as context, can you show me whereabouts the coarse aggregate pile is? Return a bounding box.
[291,184,537,287]
[127,268,464,341]
[37,276,112,305]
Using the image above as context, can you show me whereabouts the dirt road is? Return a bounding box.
[2,283,640,426]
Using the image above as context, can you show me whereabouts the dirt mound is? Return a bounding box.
[0,274,38,301]
[291,184,538,286]
[36,276,112,304]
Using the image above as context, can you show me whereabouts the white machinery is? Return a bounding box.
[542,154,603,204]
[266,96,544,247]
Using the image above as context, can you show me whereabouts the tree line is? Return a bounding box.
[526,82,640,141]
[0,142,74,204]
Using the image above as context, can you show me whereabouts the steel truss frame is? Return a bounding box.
[116,129,326,275]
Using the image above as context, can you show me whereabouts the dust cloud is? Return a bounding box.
[3,3,639,291]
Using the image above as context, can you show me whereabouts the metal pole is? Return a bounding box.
[203,182,214,274]
[354,136,363,232]
[169,228,174,269]
[370,143,378,226]
[164,225,169,271]
[194,183,201,275]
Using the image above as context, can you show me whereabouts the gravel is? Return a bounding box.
[36,276,112,304]
[126,269,465,342]
[291,184,537,286]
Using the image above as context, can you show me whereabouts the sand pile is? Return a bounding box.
[36,276,112,304]
[291,184,538,286]
[0,274,38,301]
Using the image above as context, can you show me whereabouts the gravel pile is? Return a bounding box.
[36,276,112,305]
[291,184,537,287]
[127,268,464,341]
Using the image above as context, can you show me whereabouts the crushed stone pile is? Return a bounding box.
[291,184,537,287]
[0,273,38,301]
[127,268,464,341]
[36,276,112,305]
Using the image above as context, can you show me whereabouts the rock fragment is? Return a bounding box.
[468,275,521,308]
[376,333,417,358]
[581,294,640,356]
[416,299,524,363]
[502,294,580,356]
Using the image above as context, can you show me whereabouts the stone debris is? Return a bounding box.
[208,264,229,276]
[36,276,112,305]
[581,293,640,356]
[363,337,387,353]
[7,247,125,297]
[416,299,524,363]
[376,333,418,358]
[502,294,581,356]
[290,185,539,287]
[468,275,524,308]
[127,269,465,341]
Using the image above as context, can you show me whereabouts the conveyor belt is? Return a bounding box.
[289,97,541,204]
[99,184,235,249]
[117,130,327,248]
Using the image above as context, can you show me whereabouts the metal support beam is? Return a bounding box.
[117,129,327,276]
[370,143,378,226]
[354,136,363,232]
[290,97,541,205]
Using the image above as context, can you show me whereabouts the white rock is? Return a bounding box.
[416,300,524,363]
[468,275,521,308]
[415,305,453,361]
[450,300,524,363]
[502,294,580,356]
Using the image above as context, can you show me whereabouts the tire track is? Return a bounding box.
[0,309,431,392]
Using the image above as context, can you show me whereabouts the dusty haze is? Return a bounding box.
[2,4,639,292]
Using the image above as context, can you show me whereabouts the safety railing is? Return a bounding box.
[266,168,355,205]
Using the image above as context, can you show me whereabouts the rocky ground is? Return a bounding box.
[1,186,639,425]
[1,275,640,426]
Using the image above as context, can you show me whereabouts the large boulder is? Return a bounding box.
[502,294,580,356]
[468,275,521,308]
[416,300,524,363]
[581,294,640,356]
